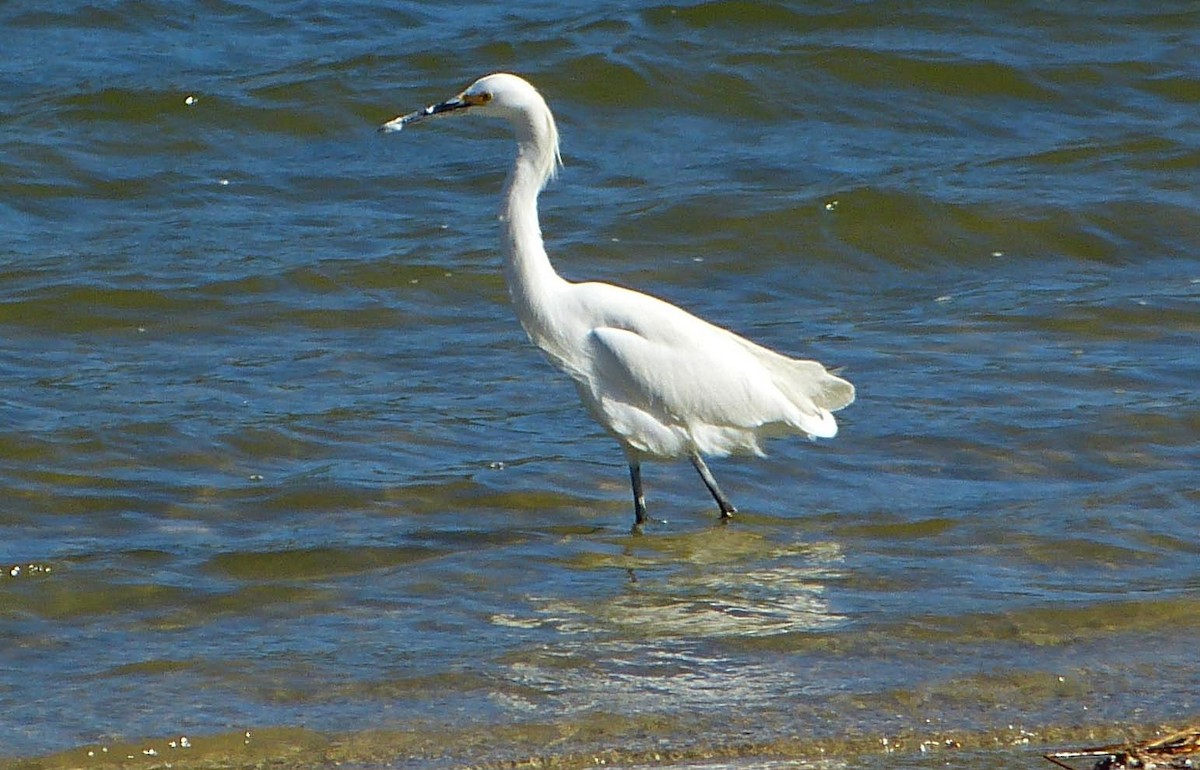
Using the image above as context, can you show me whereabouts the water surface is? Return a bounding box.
[1,1,1198,766]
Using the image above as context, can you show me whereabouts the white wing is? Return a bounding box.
[549,282,854,458]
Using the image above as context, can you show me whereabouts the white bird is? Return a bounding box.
[382,73,854,532]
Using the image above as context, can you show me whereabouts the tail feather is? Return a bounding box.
[737,339,855,409]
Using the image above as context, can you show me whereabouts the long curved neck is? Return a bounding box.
[500,120,566,337]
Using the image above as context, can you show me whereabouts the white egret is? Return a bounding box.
[382,73,854,532]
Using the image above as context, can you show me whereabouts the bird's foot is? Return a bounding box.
[630,514,669,535]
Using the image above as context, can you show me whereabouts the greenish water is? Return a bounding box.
[4,719,1189,770]
[2,0,1198,766]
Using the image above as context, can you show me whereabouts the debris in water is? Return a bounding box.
[1044,724,1200,770]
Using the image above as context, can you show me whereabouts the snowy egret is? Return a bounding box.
[382,73,854,532]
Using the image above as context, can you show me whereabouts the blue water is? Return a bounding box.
[2,1,1198,765]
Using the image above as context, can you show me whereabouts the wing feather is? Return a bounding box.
[534,281,851,456]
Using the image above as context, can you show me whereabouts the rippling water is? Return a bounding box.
[2,1,1198,766]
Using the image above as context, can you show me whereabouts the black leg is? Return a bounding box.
[629,460,648,533]
[689,452,737,518]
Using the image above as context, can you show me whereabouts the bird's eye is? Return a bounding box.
[478,92,493,103]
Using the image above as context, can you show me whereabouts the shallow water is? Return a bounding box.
[2,0,1199,764]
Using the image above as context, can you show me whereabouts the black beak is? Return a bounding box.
[380,96,471,133]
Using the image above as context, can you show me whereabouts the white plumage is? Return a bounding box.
[382,73,854,531]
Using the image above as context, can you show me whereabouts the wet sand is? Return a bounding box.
[5,716,1198,770]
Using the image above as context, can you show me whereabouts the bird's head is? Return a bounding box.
[380,73,548,132]
[380,72,561,183]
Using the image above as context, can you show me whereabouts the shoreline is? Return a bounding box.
[5,716,1197,770]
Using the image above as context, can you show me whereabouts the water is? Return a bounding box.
[2,1,1198,766]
